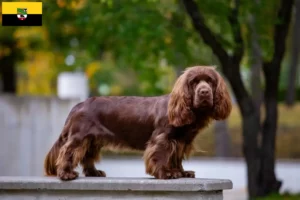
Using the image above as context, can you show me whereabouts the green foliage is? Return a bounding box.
[244,0,281,62]
[0,0,295,96]
[257,193,300,200]
[278,87,300,102]
[40,0,216,95]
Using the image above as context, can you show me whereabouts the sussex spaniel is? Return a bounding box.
[44,66,232,180]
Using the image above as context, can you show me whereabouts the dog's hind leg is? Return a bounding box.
[80,138,106,177]
[56,135,88,181]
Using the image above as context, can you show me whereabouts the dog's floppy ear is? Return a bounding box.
[168,69,195,127]
[212,71,232,120]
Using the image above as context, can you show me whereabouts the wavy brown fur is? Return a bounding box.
[44,139,62,176]
[44,66,232,181]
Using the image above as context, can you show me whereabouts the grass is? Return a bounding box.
[257,193,300,200]
[103,103,300,159]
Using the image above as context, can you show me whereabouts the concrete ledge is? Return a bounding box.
[0,176,233,200]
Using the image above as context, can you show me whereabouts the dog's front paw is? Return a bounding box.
[155,169,182,179]
[58,170,79,181]
[182,170,195,178]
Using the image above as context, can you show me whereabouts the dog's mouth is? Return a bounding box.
[195,98,213,109]
[201,98,214,106]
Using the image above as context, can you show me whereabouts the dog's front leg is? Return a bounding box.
[168,143,195,178]
[176,144,195,178]
[143,133,181,179]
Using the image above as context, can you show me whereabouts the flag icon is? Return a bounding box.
[2,2,42,26]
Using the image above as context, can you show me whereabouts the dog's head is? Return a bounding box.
[168,66,232,127]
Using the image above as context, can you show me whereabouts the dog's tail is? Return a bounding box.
[44,118,72,176]
[44,137,64,176]
[44,102,83,176]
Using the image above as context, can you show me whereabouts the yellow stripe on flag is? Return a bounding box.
[2,2,42,14]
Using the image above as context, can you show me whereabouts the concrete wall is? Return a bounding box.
[0,95,80,176]
[0,176,233,200]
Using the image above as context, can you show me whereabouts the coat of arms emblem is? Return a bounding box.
[17,8,27,20]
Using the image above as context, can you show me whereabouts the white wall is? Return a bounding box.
[0,95,80,176]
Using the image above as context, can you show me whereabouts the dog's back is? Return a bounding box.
[78,95,169,149]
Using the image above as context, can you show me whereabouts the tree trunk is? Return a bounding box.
[285,0,300,106]
[260,97,282,195]
[258,0,294,195]
[227,69,261,198]
[214,120,231,157]
[259,63,282,196]
[248,0,263,114]
[0,40,17,94]
[242,111,261,198]
[0,64,16,93]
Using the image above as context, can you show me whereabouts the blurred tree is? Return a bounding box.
[0,27,19,94]
[181,0,294,198]
[13,27,56,95]
[0,40,17,93]
[285,0,300,106]
[247,0,263,114]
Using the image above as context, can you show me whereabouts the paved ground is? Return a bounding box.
[91,156,300,200]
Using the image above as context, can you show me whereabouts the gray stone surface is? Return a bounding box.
[0,176,232,200]
[0,176,232,191]
[0,190,223,200]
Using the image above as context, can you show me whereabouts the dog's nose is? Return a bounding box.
[200,89,209,96]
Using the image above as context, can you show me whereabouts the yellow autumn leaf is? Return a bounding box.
[17,79,26,95]
[28,80,37,94]
[85,61,101,78]
[28,66,37,78]
[40,27,49,41]
[165,12,172,20]
[17,51,56,95]
[14,27,31,39]
[39,79,51,95]
[55,54,65,65]
[164,36,172,44]
[14,27,46,41]
[110,85,123,95]
[2,47,11,57]
[62,24,77,35]
[16,40,29,49]
[70,0,87,10]
[57,0,66,8]
[52,11,60,19]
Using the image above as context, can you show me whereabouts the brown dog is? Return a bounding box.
[44,66,232,181]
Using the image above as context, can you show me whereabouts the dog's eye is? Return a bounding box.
[205,77,212,83]
[190,79,199,87]
[205,77,216,87]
